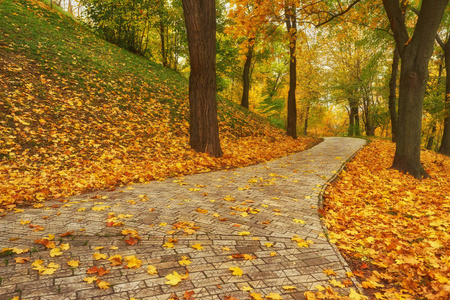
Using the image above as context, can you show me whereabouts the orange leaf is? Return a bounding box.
[60,231,74,237]
[125,236,138,245]
[183,291,195,299]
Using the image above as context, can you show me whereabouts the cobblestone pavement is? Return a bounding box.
[0,137,366,300]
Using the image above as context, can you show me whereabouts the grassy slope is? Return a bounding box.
[0,0,319,209]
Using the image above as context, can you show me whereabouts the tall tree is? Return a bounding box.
[388,46,399,142]
[382,0,449,178]
[182,0,223,157]
[437,24,450,156]
[285,2,298,139]
[241,38,254,109]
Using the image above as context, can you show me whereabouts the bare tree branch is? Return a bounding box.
[314,0,364,27]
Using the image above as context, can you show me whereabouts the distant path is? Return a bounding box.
[0,137,366,300]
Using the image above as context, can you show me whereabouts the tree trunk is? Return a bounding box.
[303,101,310,136]
[159,20,167,67]
[348,107,354,137]
[439,42,450,156]
[348,99,359,136]
[383,0,448,178]
[392,53,431,178]
[182,0,223,157]
[389,47,399,142]
[285,5,297,139]
[426,123,437,150]
[240,40,253,109]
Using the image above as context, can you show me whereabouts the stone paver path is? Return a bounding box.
[0,137,366,300]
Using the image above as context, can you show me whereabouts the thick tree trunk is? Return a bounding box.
[392,53,431,178]
[241,40,253,109]
[285,6,297,139]
[389,47,399,142]
[439,44,450,156]
[182,0,223,157]
[383,0,448,178]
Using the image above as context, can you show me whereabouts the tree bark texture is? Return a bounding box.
[383,0,448,178]
[285,5,297,139]
[439,41,450,156]
[303,102,310,136]
[182,0,223,157]
[241,40,253,109]
[348,99,360,136]
[389,47,399,142]
[426,123,437,150]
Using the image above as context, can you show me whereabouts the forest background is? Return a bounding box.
[54,0,450,156]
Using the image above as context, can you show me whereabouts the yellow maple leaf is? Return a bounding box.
[323,269,337,276]
[49,248,62,257]
[165,271,182,285]
[67,260,80,267]
[250,293,263,300]
[266,293,283,300]
[20,220,30,225]
[93,253,107,260]
[124,255,142,268]
[222,247,231,251]
[229,266,243,276]
[314,285,325,291]
[243,254,255,260]
[60,243,70,250]
[97,280,110,289]
[282,285,297,290]
[241,286,253,291]
[191,243,203,250]
[178,256,192,266]
[265,243,274,247]
[84,276,97,284]
[329,279,345,288]
[162,242,174,249]
[238,231,251,236]
[147,265,158,275]
[108,254,123,266]
[304,291,317,300]
[41,267,57,275]
[348,288,368,300]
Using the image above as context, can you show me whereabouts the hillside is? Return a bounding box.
[0,0,319,210]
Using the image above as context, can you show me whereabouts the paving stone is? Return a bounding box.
[0,137,366,299]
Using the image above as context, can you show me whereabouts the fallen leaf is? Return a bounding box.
[191,244,203,250]
[229,266,243,276]
[165,271,182,285]
[67,260,80,267]
[84,276,97,284]
[266,293,283,300]
[15,257,30,264]
[147,265,158,275]
[97,280,110,289]
[93,253,107,260]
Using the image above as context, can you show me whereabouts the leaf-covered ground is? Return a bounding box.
[0,0,319,211]
[323,139,450,299]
